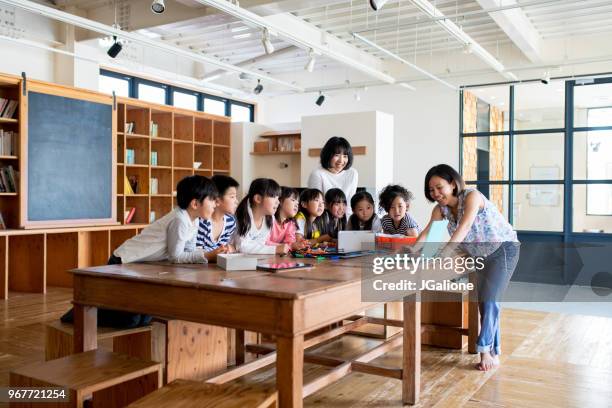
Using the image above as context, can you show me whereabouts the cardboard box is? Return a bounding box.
[217,253,258,271]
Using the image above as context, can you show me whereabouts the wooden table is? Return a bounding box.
[70,258,424,407]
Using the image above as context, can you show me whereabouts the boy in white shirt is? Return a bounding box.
[113,175,218,264]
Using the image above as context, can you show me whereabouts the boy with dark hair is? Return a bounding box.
[112,175,218,264]
[197,175,239,261]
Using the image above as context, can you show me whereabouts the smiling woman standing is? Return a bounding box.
[417,164,520,372]
[307,137,359,211]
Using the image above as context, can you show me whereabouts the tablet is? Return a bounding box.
[256,262,311,272]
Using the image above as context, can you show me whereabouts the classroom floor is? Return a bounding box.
[1,288,611,408]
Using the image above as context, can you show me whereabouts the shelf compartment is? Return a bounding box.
[174,115,194,142]
[126,106,151,136]
[213,121,230,146]
[9,234,45,293]
[173,142,194,169]
[151,138,172,167]
[126,137,150,166]
[151,110,173,139]
[125,195,150,225]
[151,167,173,195]
[46,232,78,288]
[195,118,213,144]
[117,166,125,195]
[126,166,149,195]
[213,145,230,172]
[150,196,173,223]
[173,169,193,189]
[194,144,212,170]
[0,195,19,229]
[117,132,125,164]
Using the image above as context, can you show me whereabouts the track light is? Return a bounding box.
[254,79,263,95]
[305,49,316,73]
[107,36,122,58]
[261,28,274,55]
[369,0,389,11]
[151,0,165,14]
[315,92,325,106]
[540,70,551,85]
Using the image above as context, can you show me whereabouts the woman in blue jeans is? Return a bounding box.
[417,164,520,371]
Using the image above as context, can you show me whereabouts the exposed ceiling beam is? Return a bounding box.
[2,0,304,91]
[476,0,542,63]
[191,0,397,83]
[202,44,297,81]
[409,0,517,81]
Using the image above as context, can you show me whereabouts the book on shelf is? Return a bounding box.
[124,175,134,195]
[0,165,18,192]
[0,98,18,119]
[125,122,135,134]
[124,207,136,224]
[150,121,158,137]
[0,129,18,156]
[0,211,5,229]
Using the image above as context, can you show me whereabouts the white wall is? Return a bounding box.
[260,84,459,226]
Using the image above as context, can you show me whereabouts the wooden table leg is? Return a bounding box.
[276,334,304,408]
[468,273,480,354]
[73,304,98,353]
[402,294,420,405]
[235,329,246,365]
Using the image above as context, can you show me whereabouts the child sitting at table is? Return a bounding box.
[234,178,290,255]
[267,186,305,250]
[62,175,218,328]
[322,188,347,239]
[347,191,382,232]
[379,184,421,237]
[196,175,239,261]
[295,188,328,245]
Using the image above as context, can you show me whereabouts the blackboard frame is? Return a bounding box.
[21,83,117,228]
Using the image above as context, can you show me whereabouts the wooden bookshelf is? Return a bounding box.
[251,130,301,155]
[116,97,232,225]
[0,72,233,298]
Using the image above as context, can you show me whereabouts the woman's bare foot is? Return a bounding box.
[476,351,500,371]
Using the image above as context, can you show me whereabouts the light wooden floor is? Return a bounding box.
[1,288,611,408]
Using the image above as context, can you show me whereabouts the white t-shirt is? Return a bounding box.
[114,207,206,264]
[307,166,359,209]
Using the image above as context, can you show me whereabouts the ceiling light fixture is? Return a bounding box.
[151,0,165,14]
[261,28,274,55]
[254,79,263,95]
[304,48,316,73]
[107,36,122,58]
[369,0,389,11]
[315,92,325,106]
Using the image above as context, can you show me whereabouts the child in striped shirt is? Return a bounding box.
[197,175,239,261]
[378,184,420,237]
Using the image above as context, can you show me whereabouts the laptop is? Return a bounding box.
[420,220,448,258]
[338,230,376,252]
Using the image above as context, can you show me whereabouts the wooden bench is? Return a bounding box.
[10,349,162,408]
[127,379,277,408]
[45,320,156,361]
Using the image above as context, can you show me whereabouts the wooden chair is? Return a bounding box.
[45,320,155,361]
[127,379,277,408]
[10,350,162,408]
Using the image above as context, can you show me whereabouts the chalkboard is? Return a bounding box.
[27,91,113,223]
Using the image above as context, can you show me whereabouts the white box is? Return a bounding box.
[217,253,258,271]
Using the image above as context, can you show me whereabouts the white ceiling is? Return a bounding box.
[43,0,612,92]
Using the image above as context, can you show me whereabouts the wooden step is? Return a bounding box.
[10,350,162,408]
[45,320,155,361]
[128,379,276,408]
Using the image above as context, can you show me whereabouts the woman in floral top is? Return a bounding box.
[417,164,520,371]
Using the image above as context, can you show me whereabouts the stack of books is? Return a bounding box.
[0,165,18,192]
[0,130,17,156]
[0,98,18,119]
[125,122,136,133]
[150,121,159,137]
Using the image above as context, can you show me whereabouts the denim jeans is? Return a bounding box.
[476,241,520,355]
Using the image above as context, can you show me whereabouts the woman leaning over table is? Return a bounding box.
[416,164,520,371]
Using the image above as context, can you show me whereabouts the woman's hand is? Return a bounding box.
[204,245,229,262]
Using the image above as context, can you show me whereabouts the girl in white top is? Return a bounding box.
[234,178,291,255]
[308,137,358,214]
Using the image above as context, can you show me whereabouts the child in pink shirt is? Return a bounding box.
[267,187,304,250]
